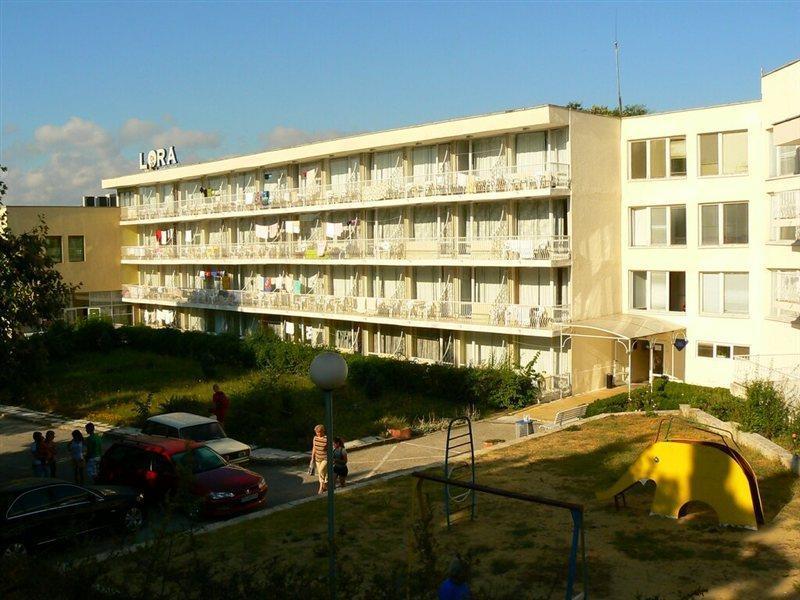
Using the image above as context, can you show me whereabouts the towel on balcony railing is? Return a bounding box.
[284,220,300,234]
[255,224,269,239]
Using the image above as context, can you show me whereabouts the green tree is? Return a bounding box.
[0,165,76,365]
[565,101,648,117]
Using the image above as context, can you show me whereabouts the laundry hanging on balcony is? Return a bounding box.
[255,224,270,240]
[268,223,280,238]
[155,229,173,245]
[285,321,295,335]
[184,229,192,244]
[284,220,300,234]
[325,222,345,239]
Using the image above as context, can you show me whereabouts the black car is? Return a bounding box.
[0,478,145,558]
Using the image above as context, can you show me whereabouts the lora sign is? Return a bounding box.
[139,146,178,171]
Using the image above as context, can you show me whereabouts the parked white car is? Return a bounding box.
[142,412,251,464]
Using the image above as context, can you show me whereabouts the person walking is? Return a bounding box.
[30,432,47,478]
[332,437,348,488]
[43,430,57,478]
[211,384,230,426]
[85,422,103,482]
[68,430,86,484]
[311,424,328,494]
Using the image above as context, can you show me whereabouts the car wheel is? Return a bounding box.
[122,506,144,532]
[2,541,28,559]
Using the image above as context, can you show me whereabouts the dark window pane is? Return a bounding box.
[723,203,748,244]
[68,236,85,262]
[669,272,686,312]
[650,139,666,178]
[670,138,687,176]
[701,205,719,246]
[698,343,714,358]
[670,206,686,245]
[46,236,62,263]
[630,141,647,179]
[716,345,732,359]
[8,488,56,517]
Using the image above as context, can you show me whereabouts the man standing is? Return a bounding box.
[211,384,230,425]
[85,422,103,482]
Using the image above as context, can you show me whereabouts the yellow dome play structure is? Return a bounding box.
[597,419,764,530]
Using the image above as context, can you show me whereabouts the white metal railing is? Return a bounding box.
[769,189,800,242]
[62,304,133,326]
[119,163,571,221]
[539,373,573,402]
[121,284,570,330]
[771,270,800,321]
[121,234,571,262]
[731,354,800,407]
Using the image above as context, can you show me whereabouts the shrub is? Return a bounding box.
[738,380,790,439]
[158,394,208,416]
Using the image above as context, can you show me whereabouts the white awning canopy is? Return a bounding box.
[773,115,800,147]
[560,313,685,341]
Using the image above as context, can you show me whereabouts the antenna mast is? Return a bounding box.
[614,14,623,115]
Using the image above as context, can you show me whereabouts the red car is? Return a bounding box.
[98,436,267,517]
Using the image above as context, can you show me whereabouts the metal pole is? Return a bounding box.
[325,389,336,600]
[627,342,632,402]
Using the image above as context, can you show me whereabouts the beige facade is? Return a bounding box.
[7,206,122,299]
[102,58,799,396]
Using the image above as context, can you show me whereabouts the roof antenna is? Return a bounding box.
[614,11,623,116]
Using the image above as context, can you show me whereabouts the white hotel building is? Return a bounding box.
[103,60,799,397]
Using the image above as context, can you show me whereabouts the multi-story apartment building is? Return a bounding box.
[102,59,799,396]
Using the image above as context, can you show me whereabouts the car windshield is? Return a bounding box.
[172,447,227,474]
[180,422,225,441]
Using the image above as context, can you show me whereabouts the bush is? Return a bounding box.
[158,394,208,416]
[738,380,791,439]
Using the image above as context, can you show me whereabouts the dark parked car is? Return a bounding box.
[97,436,267,517]
[1,478,145,558]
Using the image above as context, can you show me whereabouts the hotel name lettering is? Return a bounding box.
[139,146,178,171]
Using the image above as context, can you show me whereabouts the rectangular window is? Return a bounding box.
[716,345,732,359]
[649,138,666,179]
[776,144,800,177]
[699,130,748,176]
[700,202,748,246]
[630,205,686,247]
[630,270,685,312]
[631,271,647,309]
[699,133,719,175]
[650,207,667,245]
[629,137,686,179]
[697,343,714,358]
[669,138,687,176]
[630,141,647,179]
[67,236,85,262]
[700,272,749,315]
[46,236,62,263]
[670,206,686,245]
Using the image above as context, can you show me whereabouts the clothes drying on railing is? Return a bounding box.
[255,224,270,240]
[155,229,173,245]
[284,220,300,234]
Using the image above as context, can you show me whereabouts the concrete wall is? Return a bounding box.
[7,206,121,295]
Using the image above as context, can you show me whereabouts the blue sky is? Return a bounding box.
[1,1,798,204]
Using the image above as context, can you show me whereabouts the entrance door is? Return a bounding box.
[652,343,664,376]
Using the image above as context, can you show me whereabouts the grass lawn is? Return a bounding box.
[103,414,800,599]
[7,349,484,450]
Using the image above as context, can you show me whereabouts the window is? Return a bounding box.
[51,485,94,507]
[699,131,748,176]
[46,236,62,263]
[770,190,800,242]
[630,205,686,246]
[697,342,750,359]
[68,236,85,262]
[629,137,686,179]
[699,202,748,245]
[629,270,685,312]
[700,272,749,315]
[8,488,58,517]
[776,144,800,177]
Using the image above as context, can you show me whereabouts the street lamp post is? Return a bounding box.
[309,351,348,600]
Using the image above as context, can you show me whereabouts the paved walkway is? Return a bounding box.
[498,384,636,422]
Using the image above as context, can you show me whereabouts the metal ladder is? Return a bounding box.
[444,416,476,527]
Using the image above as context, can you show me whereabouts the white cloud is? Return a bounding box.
[119,118,160,144]
[2,116,223,205]
[152,126,220,150]
[260,125,349,149]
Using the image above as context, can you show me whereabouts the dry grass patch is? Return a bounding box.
[105,415,800,599]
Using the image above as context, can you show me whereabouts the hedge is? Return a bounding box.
[18,319,541,412]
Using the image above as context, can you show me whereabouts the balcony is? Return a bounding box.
[769,189,800,243]
[121,234,571,264]
[770,269,800,322]
[121,284,570,334]
[120,163,571,222]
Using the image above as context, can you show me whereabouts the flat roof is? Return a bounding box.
[101,104,579,189]
[762,57,800,78]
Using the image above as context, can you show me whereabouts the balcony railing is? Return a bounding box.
[769,189,800,242]
[121,234,571,263]
[122,284,570,331]
[120,163,571,221]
